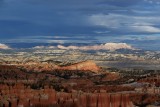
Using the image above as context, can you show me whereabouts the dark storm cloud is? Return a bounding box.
[1,0,160,50]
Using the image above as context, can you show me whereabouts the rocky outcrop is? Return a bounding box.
[101,72,120,81]
[61,60,100,73]
[23,62,59,72]
[22,60,100,73]
[0,84,135,107]
[130,93,159,107]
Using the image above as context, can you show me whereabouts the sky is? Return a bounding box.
[0,0,160,50]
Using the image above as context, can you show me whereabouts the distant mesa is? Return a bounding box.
[57,42,134,51]
[0,43,10,49]
[32,42,134,51]
[103,43,134,50]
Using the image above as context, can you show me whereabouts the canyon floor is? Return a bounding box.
[0,60,160,107]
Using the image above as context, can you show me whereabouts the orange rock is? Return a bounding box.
[87,93,98,107]
[61,60,100,73]
[18,99,29,107]
[121,94,134,107]
[101,72,120,81]
[10,98,17,107]
[98,93,110,107]
[79,94,87,107]
[111,94,121,107]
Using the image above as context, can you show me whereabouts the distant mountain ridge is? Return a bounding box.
[26,42,134,51]
[0,42,135,51]
[0,43,10,49]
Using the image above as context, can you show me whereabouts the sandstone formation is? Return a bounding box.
[22,60,100,73]
[101,72,120,81]
[61,60,100,73]
[0,63,159,107]
[23,62,59,72]
[0,84,136,107]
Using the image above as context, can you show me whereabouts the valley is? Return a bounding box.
[0,48,160,107]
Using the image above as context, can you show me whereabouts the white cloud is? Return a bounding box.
[2,38,66,44]
[89,13,160,33]
[94,30,111,34]
[46,40,65,44]
[131,25,160,33]
[89,14,122,28]
[144,0,160,4]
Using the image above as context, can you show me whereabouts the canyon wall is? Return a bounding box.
[0,84,134,107]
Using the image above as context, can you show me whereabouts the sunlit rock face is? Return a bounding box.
[1,83,154,107]
[22,60,100,73]
[61,60,100,73]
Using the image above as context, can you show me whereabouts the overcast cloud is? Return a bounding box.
[0,0,160,50]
